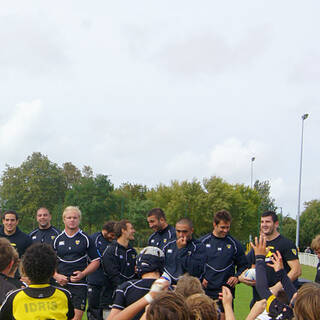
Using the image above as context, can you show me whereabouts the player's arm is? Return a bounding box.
[71,258,100,282]
[269,258,301,294]
[286,259,302,281]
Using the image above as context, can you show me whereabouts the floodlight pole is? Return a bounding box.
[295,113,309,249]
[251,157,255,188]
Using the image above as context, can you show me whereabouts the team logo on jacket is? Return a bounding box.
[167,249,173,253]
[75,240,80,245]
[59,241,65,246]
[51,236,55,240]
[206,244,211,248]
[292,249,297,256]
[226,244,231,249]
[163,239,167,243]
[32,236,37,240]
[132,254,136,259]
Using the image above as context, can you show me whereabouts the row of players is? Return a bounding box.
[0,207,308,320]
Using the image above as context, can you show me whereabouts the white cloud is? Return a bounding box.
[207,138,265,183]
[0,100,43,153]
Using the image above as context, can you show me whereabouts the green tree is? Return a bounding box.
[281,215,296,243]
[0,152,66,230]
[64,174,114,233]
[300,200,320,249]
[61,162,82,189]
[254,180,277,212]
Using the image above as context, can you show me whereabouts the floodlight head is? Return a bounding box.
[251,157,255,162]
[302,113,309,120]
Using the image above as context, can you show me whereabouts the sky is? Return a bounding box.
[0,1,319,218]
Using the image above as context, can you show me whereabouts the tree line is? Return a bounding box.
[0,152,317,249]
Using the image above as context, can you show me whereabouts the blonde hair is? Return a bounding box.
[186,293,218,320]
[294,282,320,320]
[311,234,320,252]
[175,274,204,298]
[62,206,81,219]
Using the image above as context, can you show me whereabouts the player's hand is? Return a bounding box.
[20,276,31,286]
[177,236,187,249]
[55,273,68,286]
[248,299,267,318]
[144,278,170,303]
[238,270,256,287]
[226,276,239,288]
[202,278,208,288]
[250,235,267,256]
[219,286,233,307]
[70,270,84,282]
[267,250,284,272]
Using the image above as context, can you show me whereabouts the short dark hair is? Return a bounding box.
[114,219,131,238]
[22,243,57,284]
[214,210,232,225]
[261,211,278,222]
[147,208,166,220]
[176,218,193,229]
[0,238,16,272]
[2,210,19,220]
[102,221,116,233]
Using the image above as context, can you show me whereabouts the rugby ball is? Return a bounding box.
[244,268,256,281]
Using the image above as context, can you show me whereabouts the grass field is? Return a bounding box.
[234,264,316,320]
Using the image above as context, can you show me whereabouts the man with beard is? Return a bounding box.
[29,207,60,246]
[163,218,206,284]
[147,208,176,250]
[245,211,301,307]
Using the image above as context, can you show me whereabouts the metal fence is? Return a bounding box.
[299,252,319,268]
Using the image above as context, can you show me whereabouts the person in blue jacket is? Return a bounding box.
[163,217,206,284]
[87,221,116,320]
[147,208,176,250]
[200,210,247,313]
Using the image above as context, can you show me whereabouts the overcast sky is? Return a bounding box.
[0,1,319,218]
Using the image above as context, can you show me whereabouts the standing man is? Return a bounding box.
[246,211,301,307]
[0,210,32,259]
[311,234,320,283]
[53,206,100,320]
[163,218,206,284]
[29,207,60,246]
[147,208,176,250]
[102,219,137,303]
[87,221,116,320]
[200,210,248,315]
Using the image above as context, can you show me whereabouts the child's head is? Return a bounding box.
[294,282,320,320]
[21,243,57,284]
[175,274,204,298]
[0,238,16,273]
[146,292,190,320]
[186,293,218,320]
